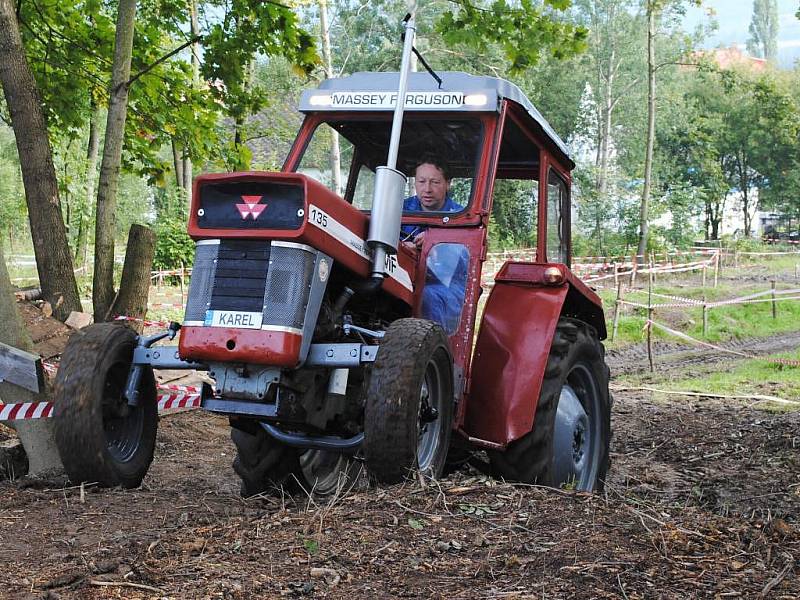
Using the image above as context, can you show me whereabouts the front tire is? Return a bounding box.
[363,318,454,483]
[490,318,611,491]
[231,423,359,497]
[53,323,158,488]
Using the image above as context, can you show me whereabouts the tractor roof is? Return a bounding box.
[299,71,571,162]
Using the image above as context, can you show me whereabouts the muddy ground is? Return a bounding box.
[1,337,799,599]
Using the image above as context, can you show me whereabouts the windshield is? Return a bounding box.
[293,115,484,214]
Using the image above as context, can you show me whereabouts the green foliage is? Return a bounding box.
[437,0,588,72]
[153,219,194,272]
[152,188,193,271]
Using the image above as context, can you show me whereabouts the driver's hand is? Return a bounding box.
[412,231,426,250]
[400,240,419,257]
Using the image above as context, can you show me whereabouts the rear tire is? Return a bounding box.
[53,323,158,488]
[490,318,611,491]
[231,423,359,497]
[363,318,454,483]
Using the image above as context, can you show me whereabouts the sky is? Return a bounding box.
[684,0,800,67]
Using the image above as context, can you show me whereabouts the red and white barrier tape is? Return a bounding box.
[1,385,201,421]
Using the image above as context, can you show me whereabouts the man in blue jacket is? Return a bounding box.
[400,157,467,334]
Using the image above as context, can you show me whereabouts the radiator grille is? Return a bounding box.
[184,242,218,322]
[210,240,271,313]
[262,244,317,331]
[184,240,317,333]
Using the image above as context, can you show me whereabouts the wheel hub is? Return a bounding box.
[552,383,591,488]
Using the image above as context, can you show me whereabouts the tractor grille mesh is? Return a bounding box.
[184,243,218,322]
[183,240,316,332]
[262,245,316,331]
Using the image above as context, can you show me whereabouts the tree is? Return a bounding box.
[747,0,778,62]
[0,245,63,477]
[0,0,82,321]
[92,0,136,321]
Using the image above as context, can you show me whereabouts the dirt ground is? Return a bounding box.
[1,336,799,600]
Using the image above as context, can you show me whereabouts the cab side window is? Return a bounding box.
[546,170,569,265]
[490,114,539,254]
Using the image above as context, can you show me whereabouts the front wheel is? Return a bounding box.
[53,323,158,488]
[363,318,454,483]
[490,318,611,491]
[231,422,360,497]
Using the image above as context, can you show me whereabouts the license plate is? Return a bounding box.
[204,310,263,329]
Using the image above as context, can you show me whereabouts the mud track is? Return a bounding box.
[607,329,800,375]
[1,331,799,598]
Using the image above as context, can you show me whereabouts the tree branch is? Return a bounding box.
[126,35,202,89]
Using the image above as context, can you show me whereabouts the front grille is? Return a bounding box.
[184,242,218,322]
[210,240,271,313]
[263,244,317,331]
[183,240,320,333]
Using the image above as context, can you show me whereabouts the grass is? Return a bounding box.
[599,253,800,348]
[616,349,800,413]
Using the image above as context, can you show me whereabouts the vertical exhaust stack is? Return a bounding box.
[366,3,417,282]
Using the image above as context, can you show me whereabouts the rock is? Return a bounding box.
[64,312,92,330]
[40,302,52,318]
[309,567,340,587]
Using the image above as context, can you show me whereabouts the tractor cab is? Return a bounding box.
[284,71,602,385]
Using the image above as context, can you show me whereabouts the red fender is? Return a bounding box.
[461,262,604,448]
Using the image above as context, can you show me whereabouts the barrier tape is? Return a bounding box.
[0,384,202,421]
[113,315,171,328]
[617,288,800,310]
[645,319,800,367]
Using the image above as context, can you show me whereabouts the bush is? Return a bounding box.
[153,219,194,272]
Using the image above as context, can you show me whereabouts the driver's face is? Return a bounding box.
[414,163,450,211]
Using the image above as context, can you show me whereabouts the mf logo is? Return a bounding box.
[236,195,267,220]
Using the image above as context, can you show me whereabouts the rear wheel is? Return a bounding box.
[363,318,454,483]
[231,423,359,497]
[490,318,611,491]
[53,323,158,488]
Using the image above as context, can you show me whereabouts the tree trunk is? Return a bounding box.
[737,154,753,237]
[109,224,155,332]
[75,100,101,267]
[93,0,137,321]
[636,4,656,263]
[181,0,199,197]
[0,0,82,322]
[172,138,184,188]
[319,0,342,196]
[0,245,64,478]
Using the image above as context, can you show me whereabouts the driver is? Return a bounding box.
[401,157,462,250]
[400,157,467,334]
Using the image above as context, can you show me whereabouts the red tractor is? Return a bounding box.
[53,13,611,495]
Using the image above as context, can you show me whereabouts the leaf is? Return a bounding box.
[407,518,425,530]
[303,539,319,554]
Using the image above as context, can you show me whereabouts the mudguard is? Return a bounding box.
[462,262,605,447]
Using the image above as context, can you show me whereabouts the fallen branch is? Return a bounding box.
[89,580,165,594]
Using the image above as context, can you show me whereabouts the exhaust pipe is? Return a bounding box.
[366,3,417,283]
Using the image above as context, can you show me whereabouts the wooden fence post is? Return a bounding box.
[630,254,637,288]
[702,293,708,338]
[611,281,624,342]
[647,270,654,373]
[713,252,719,288]
[701,264,707,288]
[771,280,777,320]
